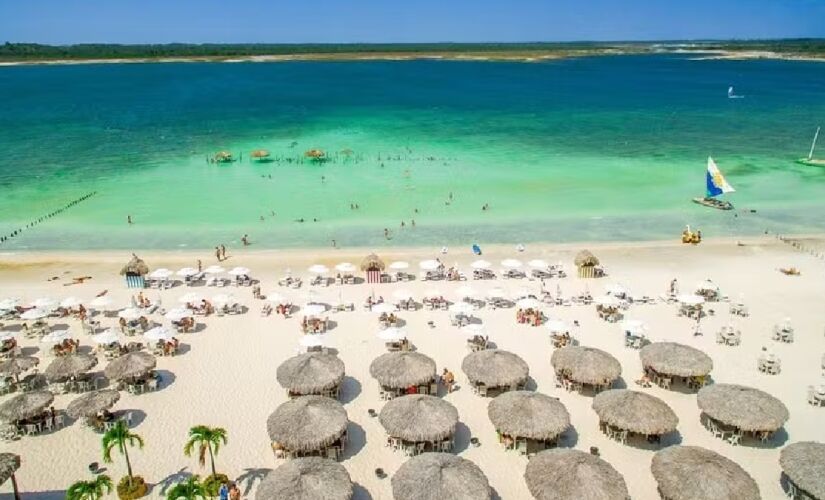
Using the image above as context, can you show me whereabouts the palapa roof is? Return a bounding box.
[369,352,436,389]
[780,442,825,500]
[250,149,270,158]
[392,453,491,500]
[487,391,570,441]
[640,342,713,378]
[0,356,39,377]
[697,384,789,432]
[66,389,120,419]
[0,390,54,422]
[277,352,345,394]
[574,250,600,267]
[267,396,348,452]
[379,394,458,442]
[256,457,353,500]
[119,255,149,276]
[44,353,98,382]
[551,346,621,385]
[0,453,21,486]
[305,149,325,159]
[592,389,678,435]
[214,151,233,161]
[360,253,385,271]
[104,351,156,381]
[652,446,760,500]
[525,449,629,500]
[461,349,529,388]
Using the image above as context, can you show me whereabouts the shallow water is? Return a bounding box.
[1,55,824,250]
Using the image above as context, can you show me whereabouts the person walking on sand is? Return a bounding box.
[218,481,229,500]
[220,244,227,260]
[442,368,455,393]
[197,259,202,272]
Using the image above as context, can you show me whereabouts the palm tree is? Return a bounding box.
[66,474,113,500]
[183,425,227,476]
[102,419,144,487]
[166,475,207,500]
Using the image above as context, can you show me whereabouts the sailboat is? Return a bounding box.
[692,157,735,210]
[796,127,825,167]
[727,86,744,99]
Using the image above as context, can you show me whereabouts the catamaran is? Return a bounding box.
[693,157,735,210]
[797,126,825,167]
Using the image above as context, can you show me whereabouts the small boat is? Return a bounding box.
[796,127,825,167]
[727,86,744,99]
[692,157,735,210]
[472,244,482,255]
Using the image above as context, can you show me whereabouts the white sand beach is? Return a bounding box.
[1,235,824,499]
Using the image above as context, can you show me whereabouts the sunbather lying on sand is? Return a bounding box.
[779,267,801,276]
[64,276,93,286]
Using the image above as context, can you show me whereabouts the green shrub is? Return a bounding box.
[116,475,148,500]
[203,473,229,497]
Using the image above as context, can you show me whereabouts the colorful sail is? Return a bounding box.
[706,157,735,198]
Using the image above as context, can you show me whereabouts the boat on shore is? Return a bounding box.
[796,127,825,167]
[692,157,735,210]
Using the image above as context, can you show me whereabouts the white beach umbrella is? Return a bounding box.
[501,259,523,269]
[0,298,20,310]
[335,262,357,274]
[605,284,630,296]
[89,296,113,309]
[265,292,288,304]
[60,297,84,308]
[377,327,407,341]
[144,326,173,342]
[677,294,705,306]
[90,329,120,345]
[389,261,410,270]
[308,264,329,275]
[594,295,621,307]
[455,285,478,299]
[528,259,549,269]
[449,302,474,315]
[148,268,173,279]
[41,329,71,343]
[177,267,199,277]
[165,308,191,322]
[515,298,542,310]
[695,279,718,292]
[203,265,225,275]
[546,319,569,333]
[392,289,413,301]
[212,294,237,305]
[118,308,142,320]
[460,323,486,337]
[620,319,648,335]
[299,335,329,347]
[302,303,327,317]
[30,297,57,310]
[178,292,203,304]
[486,287,507,299]
[419,259,441,271]
[371,302,396,314]
[20,309,49,320]
[0,332,17,342]
[423,288,443,299]
[227,266,251,276]
[470,260,491,270]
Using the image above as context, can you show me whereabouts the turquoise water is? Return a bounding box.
[1,55,824,250]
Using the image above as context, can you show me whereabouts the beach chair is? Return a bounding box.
[516,440,528,456]
[727,430,742,446]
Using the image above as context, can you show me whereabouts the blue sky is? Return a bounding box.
[1,0,823,44]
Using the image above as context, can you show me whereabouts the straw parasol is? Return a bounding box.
[640,342,713,378]
[66,389,120,419]
[214,151,233,162]
[267,396,348,452]
[369,352,436,390]
[392,453,491,500]
[461,349,529,388]
[305,149,325,159]
[525,449,629,500]
[780,441,825,500]
[652,446,760,500]
[250,149,270,159]
[0,453,21,489]
[44,353,98,382]
[0,390,54,422]
[379,394,458,443]
[104,351,156,381]
[551,346,621,386]
[0,356,39,380]
[256,457,353,500]
[697,384,789,432]
[276,352,345,395]
[119,254,149,276]
[592,389,678,436]
[360,253,385,272]
[574,250,600,267]
[488,391,570,441]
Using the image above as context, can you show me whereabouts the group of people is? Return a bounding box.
[300,316,327,334]
[52,338,80,356]
[118,316,150,333]
[218,481,242,500]
[516,308,544,326]
[154,337,180,356]
[171,317,196,333]
[378,312,399,327]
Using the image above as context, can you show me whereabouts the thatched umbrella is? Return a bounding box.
[697,384,789,432]
[267,396,348,452]
[305,149,325,159]
[214,151,233,162]
[379,394,458,443]
[488,391,570,441]
[250,149,270,159]
[525,449,628,500]
[119,254,149,276]
[780,442,825,500]
[0,391,54,422]
[0,356,39,381]
[0,453,21,498]
[652,446,760,500]
[370,352,436,390]
[551,346,621,386]
[277,352,345,396]
[461,349,529,389]
[360,253,385,272]
[592,389,678,436]
[574,250,599,267]
[66,389,120,419]
[640,342,713,378]
[392,453,490,500]
[104,351,156,381]
[256,457,353,500]
[44,353,98,382]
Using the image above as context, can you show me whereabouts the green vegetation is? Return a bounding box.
[183,425,227,477]
[102,420,147,499]
[66,475,113,500]
[166,475,207,500]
